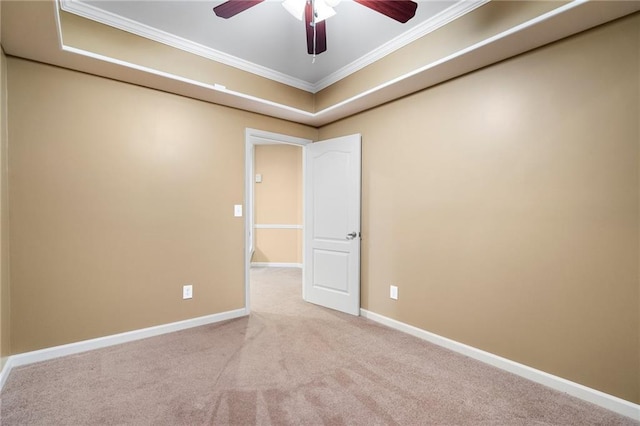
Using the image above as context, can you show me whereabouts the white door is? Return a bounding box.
[304,134,361,316]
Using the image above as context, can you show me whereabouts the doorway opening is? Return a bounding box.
[244,129,311,313]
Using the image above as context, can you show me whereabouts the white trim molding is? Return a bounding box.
[312,0,489,91]
[255,224,303,230]
[59,0,316,92]
[0,308,247,391]
[59,0,488,93]
[251,262,302,268]
[52,0,640,127]
[360,309,640,421]
[0,357,15,391]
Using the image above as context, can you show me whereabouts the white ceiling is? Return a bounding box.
[63,0,481,91]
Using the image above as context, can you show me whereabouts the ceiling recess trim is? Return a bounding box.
[53,0,314,122]
[60,44,316,117]
[59,0,316,92]
[312,0,489,92]
[59,0,487,94]
[51,0,640,128]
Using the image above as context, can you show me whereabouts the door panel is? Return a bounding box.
[313,151,350,239]
[313,249,350,293]
[304,134,361,316]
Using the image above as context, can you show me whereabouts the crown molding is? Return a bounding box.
[312,0,489,92]
[40,0,640,127]
[59,0,317,92]
[59,0,485,94]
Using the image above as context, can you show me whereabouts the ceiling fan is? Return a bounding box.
[213,0,418,56]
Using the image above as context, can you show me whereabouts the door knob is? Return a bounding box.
[346,231,358,240]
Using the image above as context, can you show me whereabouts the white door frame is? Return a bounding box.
[244,128,311,313]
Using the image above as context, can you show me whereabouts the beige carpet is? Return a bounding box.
[0,267,636,425]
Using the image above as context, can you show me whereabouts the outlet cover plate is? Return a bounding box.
[390,285,398,300]
[183,284,193,299]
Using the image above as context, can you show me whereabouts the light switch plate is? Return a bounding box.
[255,174,262,183]
[234,204,243,217]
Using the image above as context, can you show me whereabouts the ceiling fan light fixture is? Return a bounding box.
[283,0,336,23]
[214,0,416,56]
[282,0,305,20]
[313,0,336,22]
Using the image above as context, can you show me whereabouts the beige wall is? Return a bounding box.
[253,229,302,264]
[315,1,564,111]
[253,144,302,264]
[59,11,314,113]
[3,6,639,407]
[320,14,640,403]
[0,50,8,369]
[0,5,10,369]
[6,58,316,354]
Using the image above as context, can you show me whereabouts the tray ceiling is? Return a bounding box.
[3,1,639,126]
[62,0,483,92]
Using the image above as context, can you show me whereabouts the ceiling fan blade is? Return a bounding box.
[354,0,417,23]
[305,1,327,55]
[213,0,264,19]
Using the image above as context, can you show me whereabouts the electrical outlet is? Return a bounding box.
[390,285,398,300]
[183,284,193,300]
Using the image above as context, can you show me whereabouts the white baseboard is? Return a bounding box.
[3,306,637,420]
[360,309,639,421]
[251,262,302,268]
[0,356,15,391]
[0,307,248,390]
